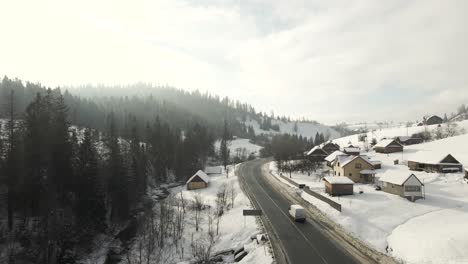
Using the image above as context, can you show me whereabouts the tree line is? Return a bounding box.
[0,86,215,263]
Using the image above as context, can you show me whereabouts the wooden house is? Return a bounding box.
[374,139,403,153]
[395,136,423,146]
[186,170,209,190]
[323,176,354,196]
[343,146,360,156]
[321,142,340,155]
[324,151,345,167]
[332,155,375,183]
[306,146,328,161]
[408,154,463,173]
[379,173,424,201]
[425,115,443,125]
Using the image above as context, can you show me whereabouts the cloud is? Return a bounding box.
[0,0,467,124]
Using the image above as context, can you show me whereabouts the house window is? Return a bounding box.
[355,163,362,169]
[349,173,352,177]
[334,171,336,175]
[338,172,340,176]
[337,162,340,166]
[405,186,421,192]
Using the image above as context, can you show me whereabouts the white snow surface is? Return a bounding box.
[323,176,354,184]
[128,165,273,264]
[269,131,468,264]
[215,138,263,157]
[244,118,340,139]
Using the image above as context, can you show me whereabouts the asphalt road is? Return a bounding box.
[237,159,359,264]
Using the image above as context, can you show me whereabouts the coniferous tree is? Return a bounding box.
[76,129,106,231]
[220,120,231,169]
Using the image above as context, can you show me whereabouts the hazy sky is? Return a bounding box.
[1,0,467,124]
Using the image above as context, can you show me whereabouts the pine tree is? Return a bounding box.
[220,120,231,169]
[76,129,106,231]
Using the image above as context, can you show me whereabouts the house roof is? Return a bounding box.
[374,139,402,148]
[407,152,462,165]
[205,166,222,174]
[186,170,209,184]
[307,146,328,156]
[325,150,345,162]
[336,155,373,168]
[344,147,360,153]
[379,172,423,186]
[323,176,354,185]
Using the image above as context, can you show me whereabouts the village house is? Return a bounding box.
[379,172,424,202]
[306,146,328,161]
[186,170,210,190]
[374,139,403,153]
[332,155,375,183]
[205,166,223,175]
[343,145,360,156]
[323,176,354,196]
[325,150,345,167]
[408,153,463,173]
[425,115,443,125]
[395,136,423,145]
[321,142,340,155]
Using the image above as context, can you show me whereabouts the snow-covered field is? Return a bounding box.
[126,165,273,264]
[215,138,263,157]
[244,118,340,139]
[270,133,468,264]
[334,120,468,147]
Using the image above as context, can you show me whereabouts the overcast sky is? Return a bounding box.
[1,0,467,124]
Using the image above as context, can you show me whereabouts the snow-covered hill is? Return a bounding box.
[244,118,341,139]
[333,120,468,147]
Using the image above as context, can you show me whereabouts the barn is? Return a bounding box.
[426,115,443,125]
[408,154,463,173]
[395,136,423,145]
[374,139,403,153]
[186,170,210,190]
[306,146,328,161]
[323,176,354,196]
[205,166,222,175]
[321,142,340,155]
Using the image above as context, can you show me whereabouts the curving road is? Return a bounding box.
[237,159,376,264]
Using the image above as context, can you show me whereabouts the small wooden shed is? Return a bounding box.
[323,176,354,196]
[379,173,424,201]
[186,170,209,190]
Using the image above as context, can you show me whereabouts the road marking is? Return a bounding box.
[244,162,329,264]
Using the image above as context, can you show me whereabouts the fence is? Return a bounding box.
[278,173,342,212]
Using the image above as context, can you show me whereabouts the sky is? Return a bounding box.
[1,0,467,124]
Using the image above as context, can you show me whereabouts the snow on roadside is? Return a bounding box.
[269,157,468,264]
[126,165,273,264]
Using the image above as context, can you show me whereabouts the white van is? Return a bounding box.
[288,204,306,222]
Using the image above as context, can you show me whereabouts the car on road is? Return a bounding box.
[288,204,306,222]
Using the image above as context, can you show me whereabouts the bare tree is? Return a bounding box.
[228,182,237,209]
[193,193,204,232]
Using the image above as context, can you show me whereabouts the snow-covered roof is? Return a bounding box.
[307,146,327,156]
[186,170,209,184]
[379,172,423,186]
[370,160,382,165]
[325,150,345,162]
[375,139,401,148]
[407,151,461,165]
[205,166,222,174]
[324,176,354,185]
[336,155,372,168]
[344,147,360,152]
